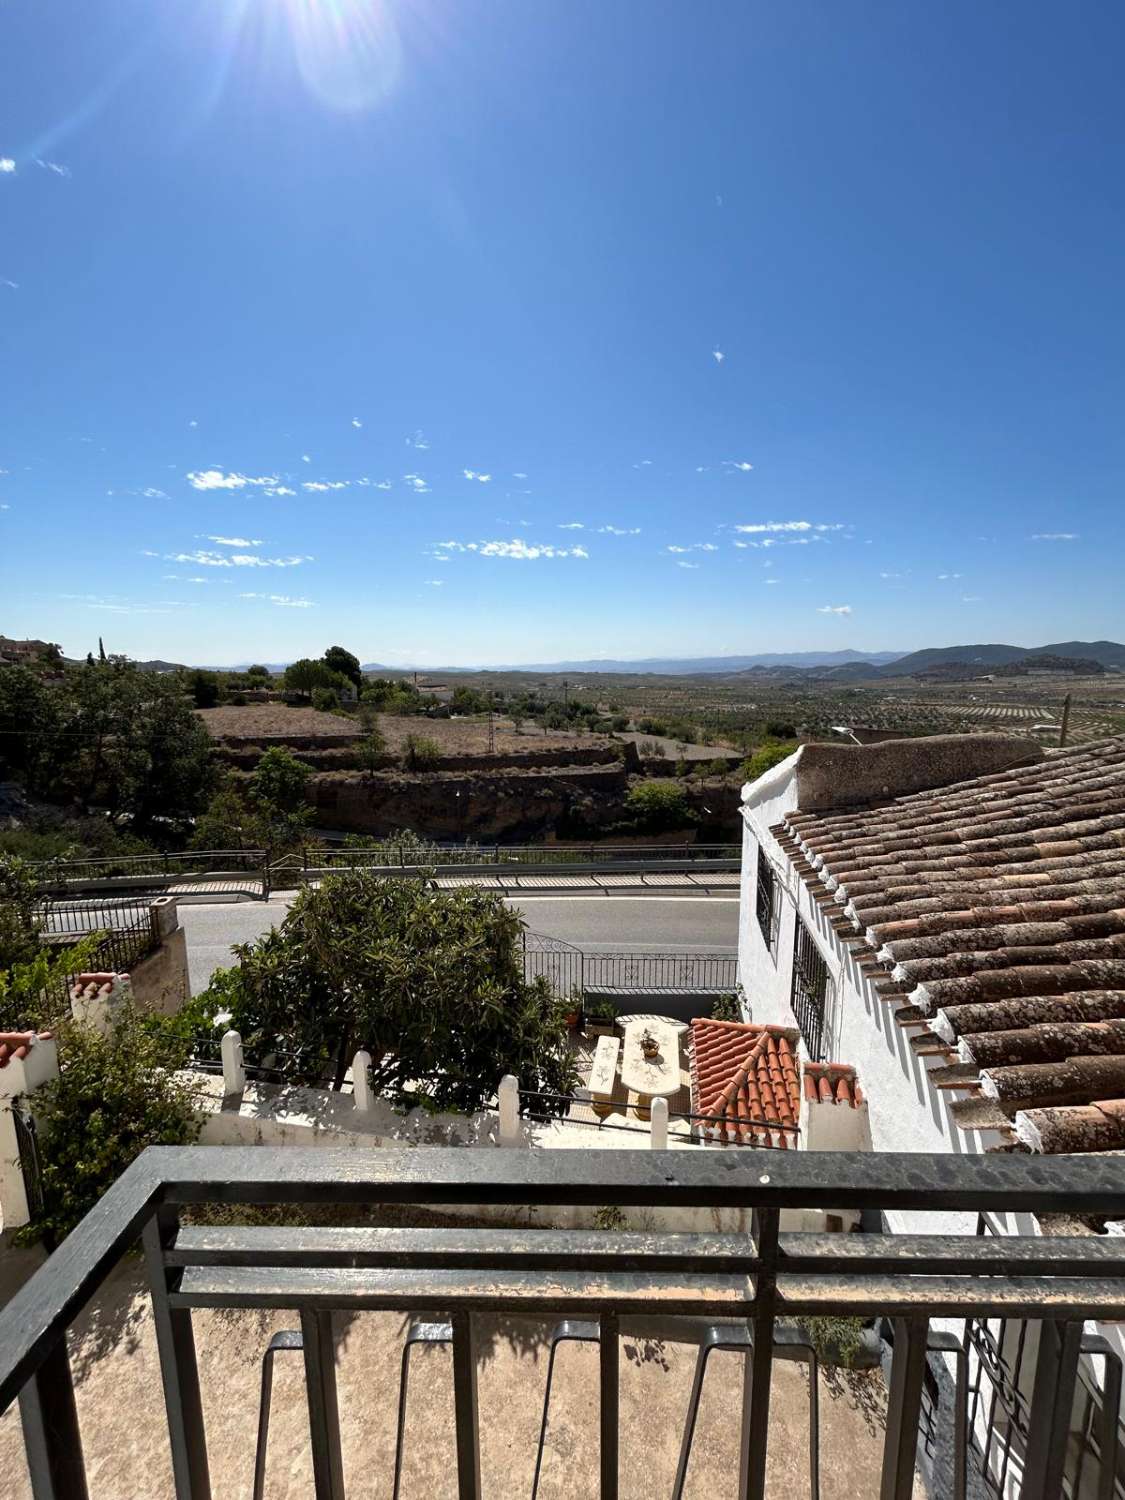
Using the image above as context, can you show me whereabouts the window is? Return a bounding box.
[755,845,780,953]
[790,914,833,1061]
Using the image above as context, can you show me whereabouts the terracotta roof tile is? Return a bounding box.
[689,1019,801,1148]
[773,735,1125,1153]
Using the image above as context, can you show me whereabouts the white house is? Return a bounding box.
[737,731,1125,1498]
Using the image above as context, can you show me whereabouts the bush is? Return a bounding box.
[620,780,695,833]
[20,1007,200,1245]
[196,872,578,1108]
[312,686,338,713]
[402,734,442,771]
[741,740,798,783]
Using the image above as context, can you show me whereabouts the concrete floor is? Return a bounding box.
[0,1243,915,1500]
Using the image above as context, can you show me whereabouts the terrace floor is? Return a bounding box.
[0,1233,918,1499]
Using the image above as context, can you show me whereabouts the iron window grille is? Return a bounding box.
[755,846,780,954]
[790,914,833,1061]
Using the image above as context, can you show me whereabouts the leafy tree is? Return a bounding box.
[356,724,388,778]
[189,669,220,709]
[284,657,336,698]
[21,1006,200,1245]
[311,686,338,713]
[248,747,313,856]
[246,664,271,680]
[197,872,577,1104]
[741,740,798,782]
[189,781,260,852]
[620,780,695,833]
[323,645,362,689]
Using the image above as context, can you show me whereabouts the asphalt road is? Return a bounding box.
[178,893,738,995]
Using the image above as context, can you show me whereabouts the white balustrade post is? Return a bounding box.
[352,1050,373,1113]
[650,1096,669,1150]
[221,1029,246,1096]
[498,1074,520,1145]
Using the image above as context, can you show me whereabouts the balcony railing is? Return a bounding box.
[2,1146,1125,1499]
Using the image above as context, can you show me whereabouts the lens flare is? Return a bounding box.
[284,0,404,112]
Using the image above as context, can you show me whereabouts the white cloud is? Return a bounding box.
[165,549,312,569]
[302,479,348,492]
[301,454,311,463]
[188,419,198,428]
[463,469,492,482]
[598,525,641,536]
[0,159,15,174]
[373,479,392,490]
[633,459,653,468]
[765,578,779,584]
[1,278,17,290]
[735,520,811,533]
[712,349,725,363]
[436,538,587,560]
[937,572,963,580]
[264,485,296,497]
[512,472,528,479]
[880,571,904,580]
[186,469,278,491]
[207,535,262,548]
[428,579,444,587]
[962,595,982,602]
[406,429,430,450]
[35,158,70,177]
[1031,532,1078,541]
[403,474,430,493]
[351,418,362,428]
[239,593,314,608]
[667,542,716,553]
[676,561,700,570]
[724,460,754,472]
[817,604,853,615]
[558,522,585,530]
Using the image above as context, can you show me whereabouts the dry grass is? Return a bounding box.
[197,704,358,740]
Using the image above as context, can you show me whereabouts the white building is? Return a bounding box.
[737,731,1125,1497]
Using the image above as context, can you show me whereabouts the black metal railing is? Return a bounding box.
[522,932,738,1000]
[790,913,832,1062]
[2,1147,1125,1500]
[35,895,161,1012]
[755,845,779,954]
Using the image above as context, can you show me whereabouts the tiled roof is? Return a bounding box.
[772,735,1125,1154]
[689,1019,801,1147]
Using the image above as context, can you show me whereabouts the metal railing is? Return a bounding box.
[35,895,161,1010]
[2,1147,1125,1500]
[522,932,737,999]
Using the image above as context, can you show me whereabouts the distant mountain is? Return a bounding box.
[487,650,904,674]
[883,641,1125,677]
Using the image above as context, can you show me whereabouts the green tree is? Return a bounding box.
[311,686,338,713]
[246,664,271,680]
[323,645,362,689]
[189,669,220,709]
[198,872,577,1103]
[402,733,441,770]
[741,740,798,782]
[620,780,695,833]
[284,657,336,698]
[248,747,313,857]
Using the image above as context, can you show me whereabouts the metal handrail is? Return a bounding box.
[4,1147,1125,1500]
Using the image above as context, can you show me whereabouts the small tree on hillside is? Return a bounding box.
[197,873,577,1104]
[189,670,220,709]
[284,658,336,698]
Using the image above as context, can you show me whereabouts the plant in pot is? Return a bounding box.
[562,987,584,1030]
[640,1028,661,1060]
[584,997,618,1037]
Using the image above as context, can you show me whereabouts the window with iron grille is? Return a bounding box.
[755,845,780,953]
[790,914,832,1061]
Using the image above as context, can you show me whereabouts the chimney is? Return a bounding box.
[799,1061,871,1153]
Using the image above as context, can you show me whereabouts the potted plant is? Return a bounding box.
[640,1028,661,1060]
[584,997,618,1037]
[562,987,584,1030]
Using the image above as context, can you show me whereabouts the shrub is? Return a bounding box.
[799,1316,868,1368]
[20,1007,200,1246]
[710,991,744,1023]
[311,686,338,713]
[621,780,695,832]
[741,740,798,783]
[196,872,578,1108]
[402,734,442,771]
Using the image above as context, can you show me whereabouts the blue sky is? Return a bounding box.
[2,0,1123,667]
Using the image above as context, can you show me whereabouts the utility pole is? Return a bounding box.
[1059,692,1072,748]
[487,693,495,755]
[563,679,569,712]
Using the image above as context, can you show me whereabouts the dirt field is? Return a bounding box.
[197,703,608,756]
